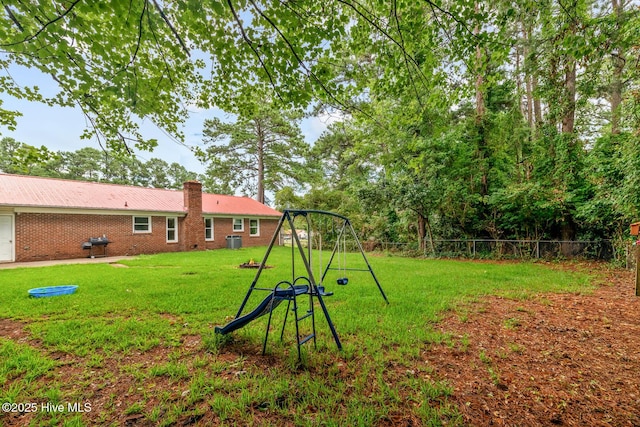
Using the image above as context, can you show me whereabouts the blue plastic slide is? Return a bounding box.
[215,285,308,335]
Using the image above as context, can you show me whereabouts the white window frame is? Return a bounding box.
[166,217,178,243]
[249,218,260,236]
[133,216,152,233]
[204,217,214,241]
[232,218,244,232]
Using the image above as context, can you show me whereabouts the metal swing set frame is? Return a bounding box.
[231,209,388,358]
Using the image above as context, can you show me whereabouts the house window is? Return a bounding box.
[250,219,259,236]
[204,217,214,241]
[133,216,151,233]
[166,217,178,242]
[233,218,244,232]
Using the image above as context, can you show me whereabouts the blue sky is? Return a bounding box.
[0,65,332,174]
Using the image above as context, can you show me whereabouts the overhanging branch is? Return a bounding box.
[226,0,283,102]
[151,0,190,56]
[0,0,81,47]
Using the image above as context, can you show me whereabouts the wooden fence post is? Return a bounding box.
[636,244,640,297]
[631,222,640,296]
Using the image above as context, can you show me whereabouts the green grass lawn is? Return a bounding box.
[0,247,593,426]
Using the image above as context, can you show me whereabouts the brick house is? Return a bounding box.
[0,174,281,263]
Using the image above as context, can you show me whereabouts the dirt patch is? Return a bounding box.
[424,263,640,426]
[0,318,29,343]
[238,262,272,269]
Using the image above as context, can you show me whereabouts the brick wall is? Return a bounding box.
[14,212,281,262]
[15,213,178,261]
[204,217,280,250]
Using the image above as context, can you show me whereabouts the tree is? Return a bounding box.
[62,147,103,181]
[274,186,303,212]
[0,137,23,173]
[0,136,55,174]
[308,121,371,190]
[142,158,171,188]
[166,162,198,189]
[137,158,197,189]
[199,98,309,204]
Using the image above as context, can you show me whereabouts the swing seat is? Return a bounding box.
[337,277,348,285]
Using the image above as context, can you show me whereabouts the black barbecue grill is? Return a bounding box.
[81,236,110,258]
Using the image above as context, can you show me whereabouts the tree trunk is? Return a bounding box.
[529,24,542,129]
[473,1,488,197]
[522,25,534,130]
[561,57,577,134]
[611,59,623,134]
[425,215,436,256]
[474,1,485,124]
[611,0,624,134]
[526,75,534,128]
[516,41,522,116]
[560,219,576,257]
[533,74,542,127]
[417,214,427,252]
[256,121,265,204]
[475,60,485,123]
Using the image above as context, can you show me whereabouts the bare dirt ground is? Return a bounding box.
[424,262,640,426]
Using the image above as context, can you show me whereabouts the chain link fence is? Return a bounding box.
[362,239,632,266]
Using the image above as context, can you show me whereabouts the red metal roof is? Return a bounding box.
[0,174,281,217]
[202,193,280,217]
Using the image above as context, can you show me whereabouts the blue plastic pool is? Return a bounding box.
[28,285,78,298]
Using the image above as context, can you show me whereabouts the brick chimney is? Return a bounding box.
[182,181,206,251]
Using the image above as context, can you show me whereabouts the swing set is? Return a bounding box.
[215,209,388,359]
